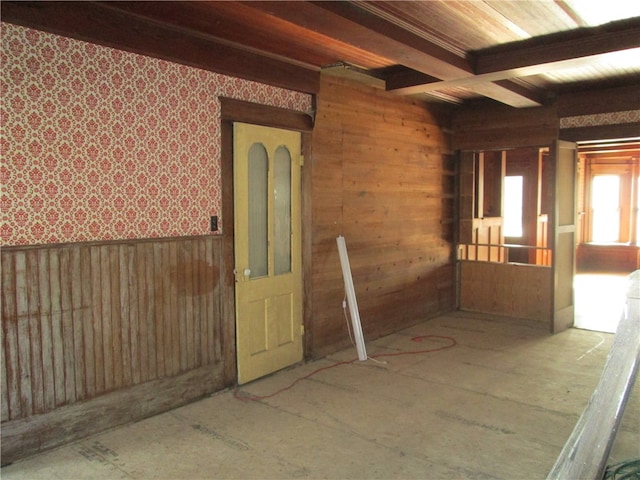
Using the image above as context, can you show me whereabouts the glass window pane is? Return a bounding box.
[592,175,620,243]
[248,143,268,278]
[503,176,523,237]
[274,146,292,275]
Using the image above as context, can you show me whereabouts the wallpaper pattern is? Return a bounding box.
[1,24,312,246]
[560,110,640,128]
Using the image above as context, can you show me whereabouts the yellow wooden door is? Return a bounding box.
[234,123,303,384]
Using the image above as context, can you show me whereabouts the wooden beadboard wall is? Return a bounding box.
[1,235,234,463]
[459,261,552,323]
[308,74,456,358]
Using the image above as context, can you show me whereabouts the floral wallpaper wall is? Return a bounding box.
[1,23,312,246]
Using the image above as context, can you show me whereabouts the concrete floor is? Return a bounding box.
[2,311,639,479]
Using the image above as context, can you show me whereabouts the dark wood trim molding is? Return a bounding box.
[1,1,320,95]
[558,85,640,117]
[0,234,222,252]
[560,123,640,143]
[219,97,315,132]
[301,132,314,360]
[219,112,237,386]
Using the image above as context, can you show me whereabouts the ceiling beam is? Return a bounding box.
[475,17,640,77]
[249,1,541,107]
[463,80,544,108]
[385,67,543,107]
[100,1,357,71]
[0,1,321,94]
[246,1,472,79]
[387,18,640,98]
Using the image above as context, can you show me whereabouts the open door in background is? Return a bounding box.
[233,123,303,385]
[551,140,578,333]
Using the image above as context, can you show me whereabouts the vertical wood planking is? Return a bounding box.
[26,250,44,414]
[145,243,157,380]
[80,247,95,398]
[177,243,187,372]
[191,238,200,367]
[209,239,220,363]
[0,313,7,421]
[196,240,205,366]
[15,252,33,416]
[100,246,114,392]
[70,248,85,401]
[128,245,140,385]
[2,253,20,419]
[200,237,211,364]
[136,243,149,383]
[214,241,223,363]
[205,239,215,364]
[59,249,76,403]
[185,240,195,370]
[155,242,166,378]
[161,242,173,376]
[49,251,65,407]
[169,242,179,376]
[1,236,226,423]
[90,247,105,394]
[118,245,132,387]
[38,250,55,412]
[193,238,203,367]
[110,245,123,390]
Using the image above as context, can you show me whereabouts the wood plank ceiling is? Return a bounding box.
[3,1,640,109]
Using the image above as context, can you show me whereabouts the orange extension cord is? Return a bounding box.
[233,334,457,402]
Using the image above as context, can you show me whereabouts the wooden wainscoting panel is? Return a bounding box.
[1,236,227,427]
[1,236,230,462]
[460,261,552,323]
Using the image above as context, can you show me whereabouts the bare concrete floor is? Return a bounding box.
[2,311,639,479]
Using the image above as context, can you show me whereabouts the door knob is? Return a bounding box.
[243,268,251,277]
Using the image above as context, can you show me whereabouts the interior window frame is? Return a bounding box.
[585,162,634,244]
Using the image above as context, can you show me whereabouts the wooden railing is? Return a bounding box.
[458,243,552,266]
[546,271,640,479]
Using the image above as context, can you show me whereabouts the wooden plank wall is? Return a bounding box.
[1,236,231,462]
[309,74,456,358]
[459,261,551,322]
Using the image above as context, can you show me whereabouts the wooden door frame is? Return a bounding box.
[219,97,314,383]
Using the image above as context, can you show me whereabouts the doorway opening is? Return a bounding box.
[573,140,639,333]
